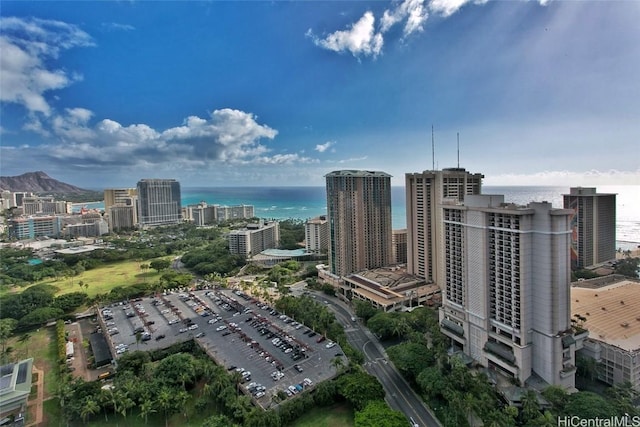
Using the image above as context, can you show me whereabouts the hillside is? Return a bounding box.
[0,171,90,193]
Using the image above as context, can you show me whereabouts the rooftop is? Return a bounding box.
[571,279,640,352]
[325,170,392,178]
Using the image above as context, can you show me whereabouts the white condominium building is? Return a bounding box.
[228,220,280,256]
[305,216,328,253]
[439,195,577,389]
[405,168,483,285]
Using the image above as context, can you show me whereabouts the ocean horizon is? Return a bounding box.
[76,185,640,248]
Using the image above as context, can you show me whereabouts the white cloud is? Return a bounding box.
[428,0,474,17]
[382,0,429,37]
[101,22,135,32]
[315,141,336,153]
[334,156,369,164]
[0,16,93,115]
[307,11,384,58]
[251,154,318,165]
[24,107,318,170]
[51,108,95,141]
[484,170,640,187]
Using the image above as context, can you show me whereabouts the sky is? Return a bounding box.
[1,0,639,189]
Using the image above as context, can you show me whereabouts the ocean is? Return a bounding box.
[77,185,640,249]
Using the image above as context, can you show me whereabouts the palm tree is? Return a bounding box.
[99,389,113,422]
[80,398,100,424]
[201,383,212,399]
[534,410,557,427]
[230,371,243,393]
[140,264,150,284]
[157,387,173,427]
[114,390,134,421]
[176,390,190,421]
[521,389,542,424]
[178,369,193,389]
[138,398,156,425]
[330,356,345,373]
[460,392,480,426]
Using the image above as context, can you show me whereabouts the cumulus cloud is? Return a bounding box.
[309,0,555,57]
[0,16,93,115]
[382,0,429,37]
[24,107,316,169]
[428,0,475,17]
[315,141,336,153]
[307,11,383,58]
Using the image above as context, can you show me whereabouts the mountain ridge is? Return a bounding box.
[0,171,92,194]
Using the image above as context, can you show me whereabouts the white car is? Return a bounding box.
[216,325,227,331]
[188,324,199,330]
[325,342,336,349]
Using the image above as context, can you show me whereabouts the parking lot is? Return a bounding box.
[96,288,345,408]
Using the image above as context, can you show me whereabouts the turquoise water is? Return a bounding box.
[73,185,640,244]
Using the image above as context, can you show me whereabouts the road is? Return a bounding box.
[308,291,441,427]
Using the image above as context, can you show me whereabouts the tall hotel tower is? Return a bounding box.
[136,179,182,227]
[563,187,616,269]
[325,170,393,277]
[439,195,577,388]
[405,168,483,284]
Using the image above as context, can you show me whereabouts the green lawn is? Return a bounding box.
[35,259,163,298]
[289,403,354,427]
[6,327,59,398]
[0,260,163,299]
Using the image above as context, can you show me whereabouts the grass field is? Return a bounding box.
[289,403,354,427]
[6,327,59,398]
[48,259,163,298]
[2,259,166,299]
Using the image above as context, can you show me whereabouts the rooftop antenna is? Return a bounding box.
[457,132,460,169]
[431,125,435,171]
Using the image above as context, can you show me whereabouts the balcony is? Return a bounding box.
[484,341,516,365]
[441,318,464,337]
[560,365,577,378]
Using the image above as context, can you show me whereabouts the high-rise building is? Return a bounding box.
[392,229,408,265]
[563,187,616,269]
[325,170,392,277]
[439,195,577,388]
[305,216,329,253]
[228,220,280,256]
[108,204,136,232]
[405,168,483,285]
[136,179,181,227]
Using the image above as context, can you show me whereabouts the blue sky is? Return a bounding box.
[1,1,638,188]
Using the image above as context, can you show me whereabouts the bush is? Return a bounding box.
[18,307,64,328]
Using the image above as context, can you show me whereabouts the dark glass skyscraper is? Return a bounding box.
[136,179,182,227]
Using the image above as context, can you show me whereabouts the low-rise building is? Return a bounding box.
[319,264,440,312]
[8,215,62,239]
[572,276,640,390]
[0,358,33,419]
